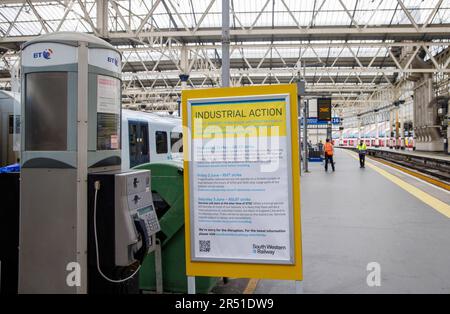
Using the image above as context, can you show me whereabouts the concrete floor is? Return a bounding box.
[254,149,450,294]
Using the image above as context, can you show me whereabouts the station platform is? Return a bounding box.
[253,148,450,294]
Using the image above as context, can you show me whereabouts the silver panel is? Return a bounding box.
[125,171,150,194]
[114,170,155,266]
[19,168,78,293]
[127,192,152,211]
[76,42,89,294]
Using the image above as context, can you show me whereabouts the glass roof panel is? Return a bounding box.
[0,0,448,115]
[0,0,448,35]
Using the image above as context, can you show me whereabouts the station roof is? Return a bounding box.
[0,0,449,115]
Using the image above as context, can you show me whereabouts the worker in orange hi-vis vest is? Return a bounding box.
[324,138,335,172]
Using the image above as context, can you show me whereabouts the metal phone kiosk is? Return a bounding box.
[19,32,160,294]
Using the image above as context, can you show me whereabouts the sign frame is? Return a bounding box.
[187,94,294,265]
[182,84,302,280]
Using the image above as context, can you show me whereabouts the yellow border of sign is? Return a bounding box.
[182,84,302,280]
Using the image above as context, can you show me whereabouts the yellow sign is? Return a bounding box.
[192,101,287,138]
[182,84,302,280]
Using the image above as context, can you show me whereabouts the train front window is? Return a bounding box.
[170,132,183,153]
[155,131,168,154]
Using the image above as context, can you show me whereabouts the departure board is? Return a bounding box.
[317,98,332,121]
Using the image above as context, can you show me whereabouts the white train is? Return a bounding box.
[336,123,414,150]
[0,90,19,167]
[121,109,183,170]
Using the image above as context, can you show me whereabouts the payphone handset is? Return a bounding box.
[115,170,160,267]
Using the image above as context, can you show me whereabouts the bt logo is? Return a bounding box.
[107,56,118,66]
[33,48,53,60]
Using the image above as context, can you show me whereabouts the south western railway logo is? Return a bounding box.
[33,48,53,60]
[253,244,287,255]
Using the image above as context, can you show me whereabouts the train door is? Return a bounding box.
[128,120,150,168]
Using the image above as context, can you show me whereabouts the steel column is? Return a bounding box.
[221,0,230,87]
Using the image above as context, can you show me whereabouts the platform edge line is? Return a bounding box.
[243,278,259,294]
[344,150,450,218]
[369,156,450,191]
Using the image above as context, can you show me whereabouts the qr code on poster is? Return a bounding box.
[199,240,211,252]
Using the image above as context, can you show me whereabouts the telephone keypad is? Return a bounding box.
[137,205,160,235]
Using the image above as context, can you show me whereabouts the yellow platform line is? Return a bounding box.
[368,156,450,191]
[243,279,259,294]
[345,150,450,218]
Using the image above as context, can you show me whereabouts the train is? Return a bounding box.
[0,90,19,167]
[121,109,183,170]
[0,88,183,169]
[335,122,414,150]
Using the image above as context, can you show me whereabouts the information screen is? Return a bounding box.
[25,72,68,151]
[97,113,120,150]
[97,75,121,150]
[317,98,332,121]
